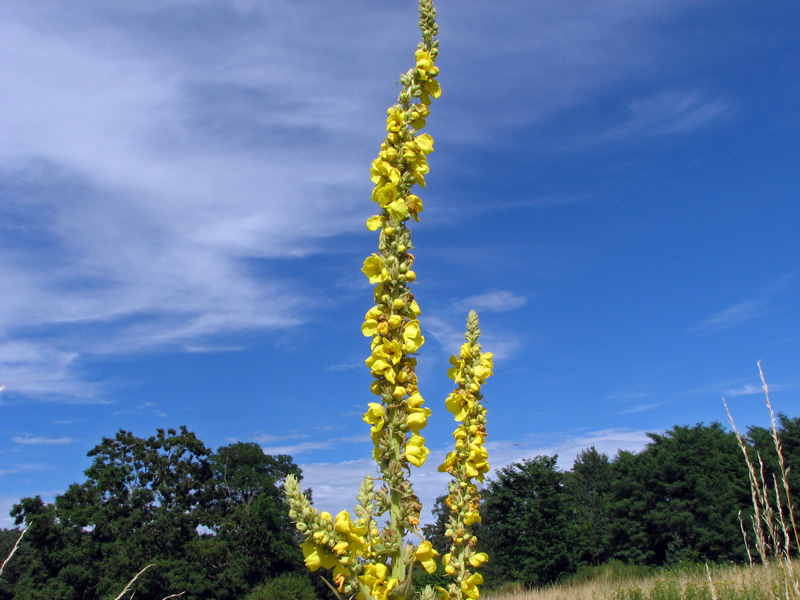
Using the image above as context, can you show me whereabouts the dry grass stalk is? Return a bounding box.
[0,526,27,578]
[739,510,754,567]
[724,364,800,600]
[724,398,769,563]
[760,361,799,554]
[111,563,154,600]
[705,563,718,600]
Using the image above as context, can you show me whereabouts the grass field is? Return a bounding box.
[484,561,799,600]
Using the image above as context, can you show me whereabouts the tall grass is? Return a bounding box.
[724,362,799,600]
[483,561,799,600]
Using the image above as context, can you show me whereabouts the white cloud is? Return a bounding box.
[0,0,726,402]
[12,435,75,445]
[725,383,765,397]
[453,291,527,313]
[260,436,368,457]
[0,497,21,529]
[299,428,652,524]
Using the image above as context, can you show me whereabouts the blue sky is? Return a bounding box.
[1,0,798,528]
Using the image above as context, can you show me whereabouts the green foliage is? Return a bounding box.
[564,559,655,586]
[244,572,318,600]
[607,423,750,566]
[9,429,305,599]
[0,529,31,600]
[564,446,614,566]
[478,455,576,588]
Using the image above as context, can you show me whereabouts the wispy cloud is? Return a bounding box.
[325,363,363,373]
[0,0,710,402]
[690,299,767,333]
[452,291,527,313]
[573,89,735,148]
[618,402,669,415]
[689,273,795,334]
[259,436,368,457]
[725,383,765,397]
[12,435,75,445]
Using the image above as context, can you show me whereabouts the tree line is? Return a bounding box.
[2,416,799,598]
[0,427,319,600]
[423,416,800,590]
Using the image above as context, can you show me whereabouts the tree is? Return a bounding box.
[206,443,305,592]
[10,429,308,600]
[608,422,751,566]
[478,456,575,587]
[564,446,613,566]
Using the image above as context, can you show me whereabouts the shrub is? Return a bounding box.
[245,572,318,600]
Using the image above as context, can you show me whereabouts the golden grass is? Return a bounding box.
[483,562,799,600]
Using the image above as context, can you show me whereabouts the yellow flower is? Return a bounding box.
[370,157,401,187]
[469,552,489,568]
[407,194,423,221]
[409,103,430,130]
[402,320,425,353]
[447,355,464,383]
[334,510,367,555]
[434,586,450,600]
[438,450,456,474]
[406,391,425,411]
[386,198,410,221]
[442,552,455,574]
[414,49,439,81]
[366,215,384,231]
[361,306,383,337]
[401,139,431,187]
[363,403,385,435]
[405,433,429,467]
[474,352,494,382]
[415,540,439,574]
[386,106,405,133]
[461,573,484,599]
[421,78,442,104]
[415,133,434,155]
[362,255,389,284]
[464,510,482,526]
[445,390,472,421]
[301,540,339,572]
[366,357,396,383]
[406,411,428,433]
[466,442,489,481]
[372,181,397,207]
[370,338,403,365]
[360,563,398,600]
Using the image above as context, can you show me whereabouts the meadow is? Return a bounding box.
[484,561,798,600]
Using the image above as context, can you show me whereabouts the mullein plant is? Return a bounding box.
[284,1,493,599]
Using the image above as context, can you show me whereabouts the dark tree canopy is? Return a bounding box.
[478,455,575,587]
[8,429,308,600]
[564,446,614,566]
[607,422,750,566]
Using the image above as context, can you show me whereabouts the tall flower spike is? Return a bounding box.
[438,311,493,600]
[287,2,491,598]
